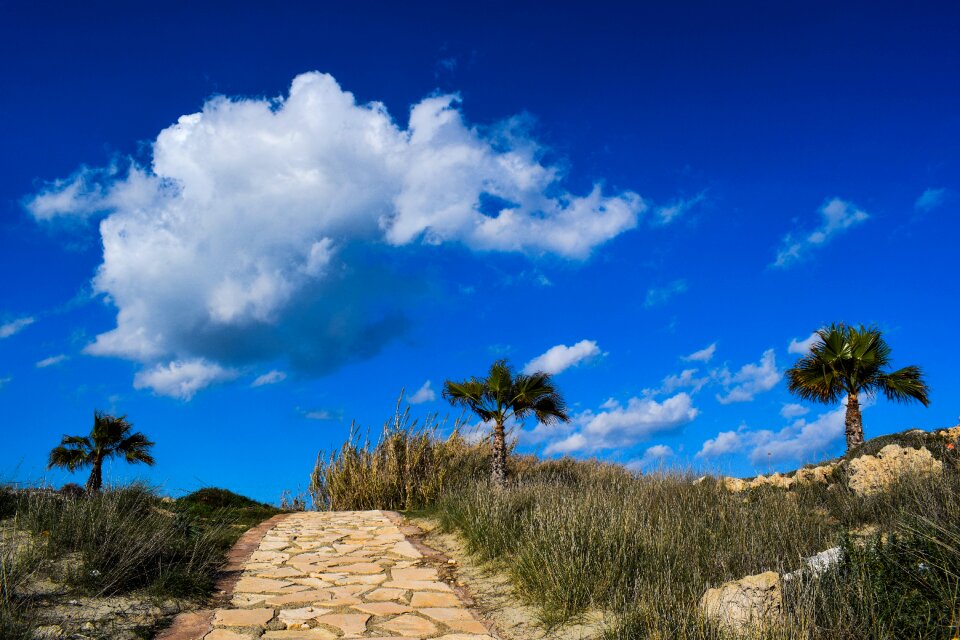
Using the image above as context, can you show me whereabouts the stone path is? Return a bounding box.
[196,511,494,640]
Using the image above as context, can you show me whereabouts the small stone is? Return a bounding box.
[366,587,407,602]
[382,613,439,636]
[391,567,438,581]
[410,591,461,607]
[313,613,370,636]
[213,608,275,627]
[354,601,413,616]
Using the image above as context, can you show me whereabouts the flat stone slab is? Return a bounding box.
[162,511,493,639]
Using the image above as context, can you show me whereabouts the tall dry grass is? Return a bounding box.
[309,399,492,510]
[315,408,960,639]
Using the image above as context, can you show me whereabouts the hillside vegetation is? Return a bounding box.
[0,485,278,639]
[311,410,960,639]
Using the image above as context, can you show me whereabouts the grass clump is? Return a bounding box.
[309,400,491,510]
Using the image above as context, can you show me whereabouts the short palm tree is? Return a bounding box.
[48,410,155,493]
[786,323,929,451]
[443,359,569,487]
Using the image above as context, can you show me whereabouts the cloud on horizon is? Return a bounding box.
[25,72,651,398]
[698,400,853,465]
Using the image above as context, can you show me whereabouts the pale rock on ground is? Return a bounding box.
[699,571,782,634]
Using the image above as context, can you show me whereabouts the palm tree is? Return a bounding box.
[443,360,569,487]
[48,410,156,493]
[786,323,929,451]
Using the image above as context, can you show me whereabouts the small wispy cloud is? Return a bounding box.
[523,339,602,375]
[914,187,949,213]
[305,409,338,421]
[774,198,869,268]
[0,376,11,390]
[654,192,706,225]
[0,316,35,339]
[36,354,69,368]
[645,279,688,308]
[408,380,436,404]
[251,370,287,387]
[682,342,716,363]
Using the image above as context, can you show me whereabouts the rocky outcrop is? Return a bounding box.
[700,571,782,634]
[846,444,943,495]
[722,463,837,492]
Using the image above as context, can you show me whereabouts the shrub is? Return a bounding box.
[178,487,266,510]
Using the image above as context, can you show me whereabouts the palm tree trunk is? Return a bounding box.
[844,392,865,451]
[86,457,103,493]
[491,420,507,489]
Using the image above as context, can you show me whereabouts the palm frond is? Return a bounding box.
[875,366,930,406]
[48,444,91,471]
[117,432,156,465]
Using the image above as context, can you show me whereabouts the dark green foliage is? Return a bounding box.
[0,486,16,519]
[177,487,268,510]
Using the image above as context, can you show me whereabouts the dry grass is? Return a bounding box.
[315,408,960,639]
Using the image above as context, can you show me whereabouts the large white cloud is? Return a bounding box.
[523,339,602,375]
[26,72,647,397]
[543,392,698,454]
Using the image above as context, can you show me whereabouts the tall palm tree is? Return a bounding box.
[48,410,156,493]
[443,360,569,487]
[786,323,929,451]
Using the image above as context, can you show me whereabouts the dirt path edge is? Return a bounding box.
[155,513,289,640]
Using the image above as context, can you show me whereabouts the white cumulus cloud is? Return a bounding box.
[715,349,781,404]
[0,316,35,339]
[133,359,238,399]
[408,380,436,404]
[658,368,710,395]
[523,339,602,375]
[251,370,287,387]
[24,72,648,397]
[697,398,860,465]
[774,198,869,267]
[544,392,697,455]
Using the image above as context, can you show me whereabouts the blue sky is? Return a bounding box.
[2,1,958,502]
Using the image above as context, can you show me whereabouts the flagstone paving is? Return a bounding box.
[202,511,494,640]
